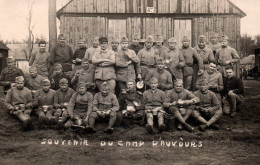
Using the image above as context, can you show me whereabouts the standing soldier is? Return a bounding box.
[193,80,222,131]
[111,37,120,53]
[143,77,166,134]
[179,36,203,90]
[115,36,141,91]
[84,36,100,70]
[153,34,167,57]
[72,37,88,72]
[0,56,24,94]
[145,58,173,91]
[192,35,215,90]
[5,76,33,130]
[29,40,50,78]
[128,33,143,55]
[26,66,45,91]
[49,34,74,73]
[92,37,116,93]
[138,35,159,80]
[207,33,222,56]
[215,35,240,77]
[86,82,119,134]
[161,37,185,80]
[163,79,200,132]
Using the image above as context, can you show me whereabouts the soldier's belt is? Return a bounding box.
[75,103,88,110]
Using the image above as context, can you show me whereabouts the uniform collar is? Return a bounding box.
[195,45,207,52]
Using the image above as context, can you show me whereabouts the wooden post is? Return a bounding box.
[48,0,57,52]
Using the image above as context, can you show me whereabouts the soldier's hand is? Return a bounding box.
[177,63,183,69]
[171,101,177,106]
[226,61,231,65]
[137,74,142,79]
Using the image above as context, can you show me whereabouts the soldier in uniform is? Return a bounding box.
[64,82,93,129]
[92,37,116,93]
[152,35,167,57]
[50,34,74,73]
[53,78,75,126]
[0,56,24,94]
[86,82,119,134]
[84,36,100,70]
[111,37,120,53]
[33,79,56,126]
[143,77,166,134]
[215,35,240,77]
[115,36,141,91]
[161,37,185,80]
[5,76,33,130]
[193,80,222,131]
[29,40,50,78]
[138,35,159,80]
[128,33,143,55]
[51,63,71,90]
[72,37,88,72]
[163,79,200,132]
[116,79,145,128]
[26,66,45,91]
[207,33,222,56]
[222,66,244,117]
[179,36,204,90]
[145,58,173,91]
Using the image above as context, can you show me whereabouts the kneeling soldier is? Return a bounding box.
[86,82,119,134]
[64,82,93,129]
[193,80,222,131]
[163,79,199,132]
[5,76,33,130]
[143,77,166,134]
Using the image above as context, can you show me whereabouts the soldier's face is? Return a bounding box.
[42,85,50,92]
[221,40,228,47]
[92,39,99,47]
[16,81,24,90]
[54,68,63,75]
[126,82,135,91]
[199,84,208,93]
[82,62,89,70]
[101,89,109,96]
[111,42,119,50]
[226,69,234,78]
[150,82,158,90]
[29,69,37,77]
[157,64,164,71]
[60,84,68,91]
[168,42,177,49]
[100,42,108,50]
[156,41,163,46]
[78,86,86,95]
[121,42,128,50]
[174,83,183,93]
[59,37,66,46]
[39,44,46,52]
[132,38,139,45]
[198,41,206,49]
[145,41,153,49]
[211,38,218,44]
[182,41,190,47]
[7,61,15,68]
[208,63,217,73]
[78,41,86,48]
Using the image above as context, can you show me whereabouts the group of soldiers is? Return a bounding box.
[1,32,244,134]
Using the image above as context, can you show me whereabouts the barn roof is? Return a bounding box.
[0,41,9,50]
[57,0,246,19]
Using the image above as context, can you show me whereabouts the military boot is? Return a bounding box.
[86,117,96,133]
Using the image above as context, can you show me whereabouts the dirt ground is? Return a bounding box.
[0,80,259,165]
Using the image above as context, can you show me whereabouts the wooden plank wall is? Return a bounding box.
[61,0,243,15]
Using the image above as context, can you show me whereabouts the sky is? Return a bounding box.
[0,0,259,41]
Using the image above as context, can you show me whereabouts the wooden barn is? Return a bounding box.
[57,0,246,52]
[0,41,9,73]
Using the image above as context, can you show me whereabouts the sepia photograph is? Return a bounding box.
[0,0,259,164]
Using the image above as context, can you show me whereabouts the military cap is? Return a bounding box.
[155,35,163,42]
[41,79,51,86]
[168,37,177,43]
[59,78,69,85]
[132,33,141,39]
[81,58,89,63]
[58,34,66,39]
[199,79,208,86]
[15,76,24,83]
[92,36,99,42]
[120,36,129,43]
[174,79,183,85]
[126,78,136,84]
[54,63,63,69]
[211,33,219,39]
[156,58,165,65]
[29,66,37,72]
[145,35,154,42]
[99,37,108,43]
[110,36,120,43]
[78,37,86,43]
[198,35,206,42]
[101,81,110,90]
[221,35,229,41]
[6,56,15,62]
[150,77,159,83]
[182,36,190,42]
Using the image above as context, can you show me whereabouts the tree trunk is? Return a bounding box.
[48,0,57,52]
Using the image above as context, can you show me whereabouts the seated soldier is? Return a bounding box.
[51,63,71,90]
[71,58,95,93]
[5,76,33,130]
[222,66,244,117]
[26,66,45,91]
[116,79,145,128]
[34,79,56,127]
[64,82,93,130]
[143,77,166,134]
[86,82,119,134]
[193,80,222,131]
[145,58,173,91]
[0,56,24,94]
[53,78,75,127]
[163,79,199,132]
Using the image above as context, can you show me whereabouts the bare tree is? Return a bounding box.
[49,0,57,52]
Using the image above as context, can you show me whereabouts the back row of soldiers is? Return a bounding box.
[1,33,244,134]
